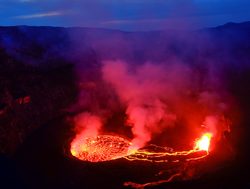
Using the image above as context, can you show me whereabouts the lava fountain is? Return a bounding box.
[194,132,213,152]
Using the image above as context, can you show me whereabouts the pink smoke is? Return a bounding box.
[74,112,102,137]
[101,59,232,149]
[102,60,196,149]
[70,112,103,155]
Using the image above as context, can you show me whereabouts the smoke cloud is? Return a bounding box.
[74,112,102,138]
[68,24,234,151]
[70,112,103,156]
[102,61,181,148]
[101,59,230,149]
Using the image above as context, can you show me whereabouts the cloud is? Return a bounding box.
[101,19,162,25]
[2,0,250,30]
[14,11,64,19]
[19,0,35,2]
[100,17,203,30]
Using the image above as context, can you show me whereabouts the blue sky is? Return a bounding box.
[0,0,250,31]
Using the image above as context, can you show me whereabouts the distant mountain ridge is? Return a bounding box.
[0,21,250,68]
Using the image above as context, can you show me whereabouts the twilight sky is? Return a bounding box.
[0,0,250,31]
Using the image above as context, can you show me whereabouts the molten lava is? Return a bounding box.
[123,132,213,188]
[71,133,212,162]
[70,135,131,162]
[124,132,212,163]
[70,132,213,188]
[195,132,212,152]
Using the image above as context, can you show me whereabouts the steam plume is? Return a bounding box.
[71,113,103,156]
[102,60,195,149]
[101,59,231,149]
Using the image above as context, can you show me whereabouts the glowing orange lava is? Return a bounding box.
[194,132,213,152]
[70,135,131,162]
[123,132,213,188]
[70,133,213,163]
